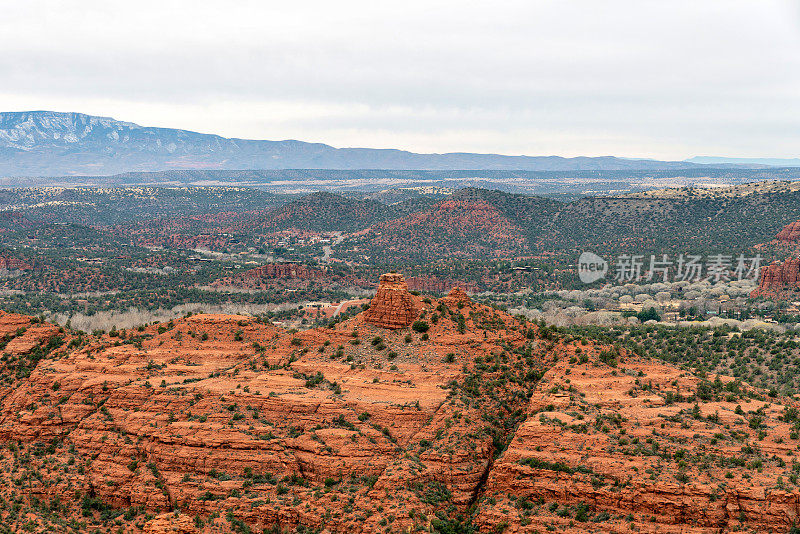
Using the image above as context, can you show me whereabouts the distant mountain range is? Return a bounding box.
[0,111,789,177]
[687,156,800,167]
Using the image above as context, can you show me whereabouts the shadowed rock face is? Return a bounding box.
[363,273,419,329]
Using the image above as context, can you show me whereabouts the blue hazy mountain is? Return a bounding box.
[0,110,760,177]
[686,156,800,167]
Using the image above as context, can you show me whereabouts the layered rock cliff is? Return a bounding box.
[752,221,800,297]
[212,263,373,292]
[406,276,479,294]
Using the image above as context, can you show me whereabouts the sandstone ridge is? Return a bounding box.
[211,262,324,290]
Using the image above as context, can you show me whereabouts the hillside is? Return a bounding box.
[347,189,561,262]
[260,184,800,263]
[0,276,799,533]
[9,168,800,199]
[364,199,530,261]
[545,184,800,254]
[4,182,800,268]
[0,186,282,227]
[0,111,762,177]
[244,192,400,233]
[4,183,798,264]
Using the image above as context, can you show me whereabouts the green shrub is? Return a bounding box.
[412,321,430,333]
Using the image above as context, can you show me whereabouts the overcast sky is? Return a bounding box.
[2,0,799,159]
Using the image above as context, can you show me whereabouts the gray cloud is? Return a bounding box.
[1,0,799,158]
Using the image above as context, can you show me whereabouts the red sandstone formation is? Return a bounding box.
[777,220,800,243]
[243,263,322,280]
[212,263,372,291]
[473,355,800,534]
[2,275,800,532]
[363,273,420,329]
[752,258,800,298]
[212,263,324,289]
[0,256,32,271]
[405,275,479,294]
[441,286,471,307]
[0,311,60,354]
[751,222,800,297]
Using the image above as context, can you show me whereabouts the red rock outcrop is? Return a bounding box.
[3,277,800,533]
[212,262,324,289]
[777,220,800,243]
[212,263,372,291]
[0,311,60,354]
[363,273,420,329]
[441,286,471,307]
[0,288,534,532]
[751,221,800,297]
[474,353,800,533]
[244,263,322,280]
[752,258,800,297]
[406,276,479,294]
[0,256,32,270]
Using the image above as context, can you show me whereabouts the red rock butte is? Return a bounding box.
[363,273,419,329]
